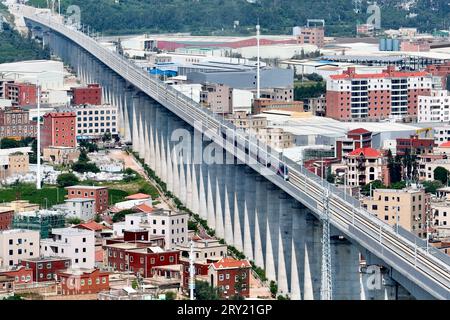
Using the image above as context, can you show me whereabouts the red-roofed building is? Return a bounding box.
[125,193,151,201]
[41,112,77,149]
[208,257,251,299]
[0,266,33,285]
[344,147,389,187]
[336,128,373,160]
[326,66,432,121]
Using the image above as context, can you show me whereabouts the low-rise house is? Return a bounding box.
[43,146,80,165]
[0,229,40,268]
[58,268,110,295]
[63,198,96,221]
[0,275,14,298]
[66,186,109,214]
[0,207,14,231]
[21,257,71,283]
[0,265,33,285]
[208,257,251,299]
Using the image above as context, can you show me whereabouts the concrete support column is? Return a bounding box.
[253,176,267,270]
[303,213,322,300]
[290,204,307,300]
[137,96,146,160]
[153,106,163,178]
[265,185,280,282]
[206,163,216,229]
[243,167,256,261]
[223,164,235,245]
[277,195,293,296]
[214,162,225,239]
[233,165,246,252]
[131,93,140,151]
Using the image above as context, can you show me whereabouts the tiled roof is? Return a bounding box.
[74,221,108,232]
[439,141,450,148]
[347,147,382,158]
[347,128,371,135]
[125,193,151,200]
[134,203,153,213]
[210,257,251,270]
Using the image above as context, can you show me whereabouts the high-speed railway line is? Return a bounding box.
[22,10,450,299]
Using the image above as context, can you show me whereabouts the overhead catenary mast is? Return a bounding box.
[189,240,195,300]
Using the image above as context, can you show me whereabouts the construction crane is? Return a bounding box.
[415,127,433,138]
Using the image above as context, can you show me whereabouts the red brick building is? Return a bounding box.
[336,128,373,161]
[104,242,179,277]
[41,112,77,149]
[396,135,435,156]
[296,27,325,47]
[180,258,211,290]
[66,186,109,214]
[208,257,251,299]
[0,208,14,231]
[0,266,33,284]
[326,66,432,121]
[21,257,71,283]
[71,84,102,105]
[0,107,38,139]
[58,268,109,295]
[4,83,37,107]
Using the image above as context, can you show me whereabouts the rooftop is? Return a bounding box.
[210,257,251,270]
[347,147,382,158]
[0,229,39,235]
[74,221,110,232]
[125,193,151,200]
[65,185,108,190]
[48,227,94,236]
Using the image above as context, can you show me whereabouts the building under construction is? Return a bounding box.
[11,210,66,239]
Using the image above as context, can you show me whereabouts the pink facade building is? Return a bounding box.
[326,66,432,121]
[41,112,77,149]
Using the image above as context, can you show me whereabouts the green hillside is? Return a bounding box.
[27,0,450,36]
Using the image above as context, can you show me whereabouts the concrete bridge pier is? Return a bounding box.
[253,176,268,271]
[242,168,256,262]
[265,184,280,283]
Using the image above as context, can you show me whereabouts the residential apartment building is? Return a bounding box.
[363,187,429,238]
[200,83,232,114]
[176,238,227,261]
[296,27,325,47]
[208,257,251,299]
[252,99,304,114]
[104,242,179,277]
[0,107,37,139]
[228,112,268,132]
[41,112,77,149]
[396,135,434,156]
[426,61,450,90]
[434,125,450,145]
[4,83,37,107]
[344,147,389,187]
[431,198,450,238]
[326,66,432,121]
[0,229,40,268]
[418,90,450,123]
[71,104,118,140]
[40,228,96,269]
[255,127,294,149]
[21,257,71,282]
[58,268,109,295]
[63,198,96,222]
[70,84,102,105]
[335,128,373,161]
[66,186,109,214]
[135,209,189,250]
[12,210,66,239]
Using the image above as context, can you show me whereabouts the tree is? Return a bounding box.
[231,268,246,300]
[56,173,79,188]
[422,180,444,194]
[29,139,38,164]
[72,161,100,173]
[434,167,449,185]
[67,217,82,225]
[94,214,102,223]
[361,180,386,196]
[102,132,112,142]
[165,291,177,300]
[112,209,135,223]
[0,138,20,149]
[78,149,90,162]
[269,280,278,298]
[387,150,402,184]
[194,281,221,300]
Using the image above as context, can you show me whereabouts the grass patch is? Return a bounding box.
[0,184,67,208]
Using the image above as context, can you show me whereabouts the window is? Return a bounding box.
[219,274,224,281]
[81,279,85,286]
[102,277,107,284]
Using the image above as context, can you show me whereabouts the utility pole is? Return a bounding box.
[36,79,41,190]
[189,240,195,300]
[256,23,261,99]
[320,186,332,300]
